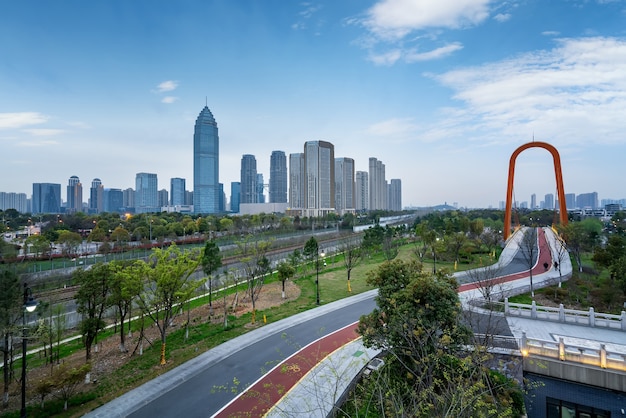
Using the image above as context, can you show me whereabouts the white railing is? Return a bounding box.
[504,299,626,330]
[520,332,626,372]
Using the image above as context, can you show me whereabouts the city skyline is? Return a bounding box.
[2,1,626,207]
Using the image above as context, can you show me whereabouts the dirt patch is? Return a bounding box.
[5,281,300,414]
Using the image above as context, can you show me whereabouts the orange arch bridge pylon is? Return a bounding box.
[504,141,568,240]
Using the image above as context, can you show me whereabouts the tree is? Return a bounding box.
[361,224,384,256]
[201,239,222,316]
[51,363,91,411]
[0,270,20,407]
[341,237,362,292]
[74,262,112,361]
[108,260,142,352]
[238,237,272,323]
[303,237,319,267]
[276,262,295,299]
[288,248,302,278]
[519,227,538,298]
[354,259,522,417]
[136,245,203,365]
[24,234,51,258]
[57,230,82,258]
[382,226,398,261]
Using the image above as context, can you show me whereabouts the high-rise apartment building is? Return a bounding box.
[170,178,186,206]
[135,172,158,214]
[369,158,386,210]
[304,141,335,215]
[334,157,355,214]
[544,193,554,210]
[565,193,576,210]
[576,192,598,209]
[289,153,304,209]
[355,171,369,211]
[66,175,83,213]
[240,154,257,204]
[193,105,220,214]
[89,178,104,214]
[230,182,241,213]
[530,193,537,210]
[32,183,61,214]
[123,188,135,209]
[269,151,288,204]
[158,189,169,208]
[0,192,27,213]
[389,179,402,211]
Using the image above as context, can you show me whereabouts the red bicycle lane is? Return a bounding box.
[213,322,360,418]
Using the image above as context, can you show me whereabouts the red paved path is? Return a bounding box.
[214,228,552,417]
[214,322,360,418]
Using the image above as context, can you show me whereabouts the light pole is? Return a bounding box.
[21,284,37,418]
[315,250,325,305]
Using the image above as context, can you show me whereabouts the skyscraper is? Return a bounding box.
[66,175,83,213]
[389,179,402,211]
[530,193,537,210]
[304,140,335,215]
[256,173,265,204]
[369,158,386,210]
[334,157,355,214]
[355,171,368,211]
[544,193,554,210]
[104,188,123,213]
[90,178,103,214]
[32,183,61,214]
[123,188,135,209]
[269,151,287,203]
[170,178,186,206]
[289,153,304,209]
[158,189,169,208]
[240,154,257,204]
[193,105,220,214]
[230,182,241,213]
[135,172,158,213]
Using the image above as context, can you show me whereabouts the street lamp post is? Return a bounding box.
[315,250,325,306]
[21,284,37,418]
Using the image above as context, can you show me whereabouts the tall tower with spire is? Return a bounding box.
[193,105,220,214]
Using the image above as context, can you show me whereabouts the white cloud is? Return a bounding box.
[161,96,179,104]
[364,0,493,40]
[0,112,48,129]
[406,42,463,62]
[22,128,65,136]
[156,80,178,93]
[493,13,511,22]
[16,139,59,147]
[367,117,420,139]
[542,31,560,36]
[428,37,626,146]
[368,49,402,65]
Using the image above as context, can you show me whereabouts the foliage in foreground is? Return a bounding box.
[348,259,524,418]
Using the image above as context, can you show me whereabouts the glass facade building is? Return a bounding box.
[135,172,158,213]
[240,154,257,204]
[32,183,61,214]
[269,151,287,203]
[170,177,186,206]
[193,106,220,214]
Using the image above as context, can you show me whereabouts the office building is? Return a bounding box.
[158,189,169,208]
[193,105,220,214]
[565,193,576,210]
[240,154,257,204]
[170,178,186,206]
[389,179,402,211]
[32,183,61,214]
[304,140,335,216]
[123,188,135,209]
[355,171,369,211]
[66,175,83,213]
[334,157,355,214]
[544,193,554,210]
[135,172,158,214]
[104,188,123,213]
[289,153,304,209]
[530,194,537,210]
[219,183,226,212]
[269,151,287,203]
[576,192,598,210]
[369,158,386,210]
[256,173,265,204]
[230,182,241,213]
[89,178,104,214]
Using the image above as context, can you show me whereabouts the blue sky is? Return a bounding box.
[1,0,626,209]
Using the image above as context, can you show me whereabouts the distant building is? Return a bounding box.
[230,182,241,213]
[256,173,265,204]
[576,192,598,210]
[565,193,576,210]
[193,105,220,214]
[170,178,186,206]
[289,153,304,209]
[240,154,257,204]
[89,178,104,214]
[334,157,355,214]
[369,158,386,210]
[269,150,288,203]
[304,141,335,216]
[104,188,123,213]
[530,193,537,210]
[135,172,158,214]
[544,193,554,210]
[0,192,27,213]
[32,183,61,214]
[355,171,369,211]
[123,188,135,209]
[158,189,169,208]
[66,175,83,213]
[389,179,402,211]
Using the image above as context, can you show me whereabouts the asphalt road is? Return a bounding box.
[125,295,377,418]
